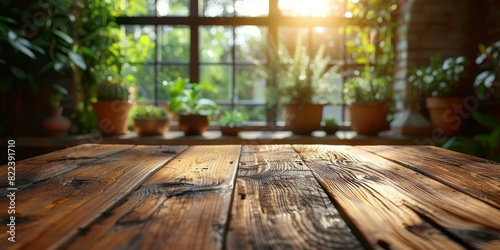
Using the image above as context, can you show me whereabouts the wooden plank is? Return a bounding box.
[227,144,363,250]
[0,144,134,189]
[0,145,187,250]
[294,145,500,250]
[359,145,500,208]
[65,145,241,250]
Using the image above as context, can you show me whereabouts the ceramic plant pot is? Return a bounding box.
[282,104,324,135]
[349,101,389,135]
[426,97,466,136]
[133,117,170,136]
[179,114,209,136]
[42,106,71,136]
[92,101,133,136]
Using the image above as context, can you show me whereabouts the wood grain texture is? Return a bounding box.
[0,145,187,250]
[0,144,133,189]
[293,145,500,250]
[227,144,363,250]
[66,145,241,250]
[359,145,500,208]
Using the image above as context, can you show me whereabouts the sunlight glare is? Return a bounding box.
[157,0,170,16]
[235,0,269,17]
[279,0,334,17]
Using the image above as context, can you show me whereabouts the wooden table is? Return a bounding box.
[1,144,499,249]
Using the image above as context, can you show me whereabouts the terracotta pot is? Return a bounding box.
[426,97,466,136]
[323,125,339,135]
[133,117,170,136]
[282,104,324,135]
[349,101,389,135]
[42,106,71,136]
[179,114,209,136]
[92,101,133,136]
[220,126,243,136]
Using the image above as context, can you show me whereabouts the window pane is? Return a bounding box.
[278,0,343,17]
[235,0,269,17]
[311,27,343,60]
[123,64,155,102]
[235,26,267,62]
[123,25,156,63]
[200,65,232,102]
[200,26,233,63]
[119,0,156,16]
[202,0,234,17]
[235,65,266,102]
[278,27,310,52]
[157,0,190,16]
[160,26,190,62]
[235,105,266,121]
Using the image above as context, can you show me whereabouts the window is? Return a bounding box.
[115,0,389,125]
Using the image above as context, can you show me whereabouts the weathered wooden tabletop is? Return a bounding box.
[1,144,499,249]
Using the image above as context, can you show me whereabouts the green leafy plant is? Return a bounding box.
[343,72,391,104]
[0,0,86,93]
[134,105,168,119]
[475,40,500,100]
[408,55,468,98]
[166,78,219,115]
[442,112,500,162]
[342,0,397,105]
[48,84,69,107]
[324,118,338,127]
[218,110,248,128]
[259,35,342,106]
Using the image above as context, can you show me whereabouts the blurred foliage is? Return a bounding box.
[442,112,500,162]
[342,0,397,104]
[218,109,248,127]
[408,55,468,98]
[0,0,86,94]
[134,105,168,118]
[165,78,220,115]
[475,40,500,101]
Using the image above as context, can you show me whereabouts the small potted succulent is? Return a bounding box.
[166,78,219,136]
[218,110,248,136]
[322,118,339,135]
[92,78,133,136]
[133,105,170,136]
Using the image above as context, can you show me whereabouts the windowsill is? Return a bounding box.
[13,129,424,148]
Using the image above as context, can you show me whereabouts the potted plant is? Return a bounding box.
[92,78,133,136]
[218,110,248,136]
[475,40,500,120]
[166,78,219,136]
[343,72,392,135]
[133,105,170,136]
[322,118,339,135]
[442,112,500,162]
[41,84,72,136]
[409,55,468,136]
[262,36,342,135]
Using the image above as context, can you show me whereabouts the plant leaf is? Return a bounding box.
[53,29,74,44]
[69,51,87,70]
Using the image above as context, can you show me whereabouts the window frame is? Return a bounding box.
[116,0,365,126]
